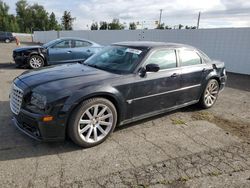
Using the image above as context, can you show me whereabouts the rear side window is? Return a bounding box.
[145,49,177,70]
[74,40,92,48]
[179,49,201,66]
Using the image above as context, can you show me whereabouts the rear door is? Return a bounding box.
[71,40,94,61]
[178,49,208,104]
[47,39,73,64]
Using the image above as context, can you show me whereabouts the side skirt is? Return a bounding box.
[119,100,199,126]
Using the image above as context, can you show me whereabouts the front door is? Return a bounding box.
[130,48,182,118]
[48,40,73,64]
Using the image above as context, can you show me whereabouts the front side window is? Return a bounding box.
[52,40,71,48]
[144,49,177,70]
[179,49,201,66]
[84,46,145,74]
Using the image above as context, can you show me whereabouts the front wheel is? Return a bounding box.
[5,38,10,43]
[68,98,117,148]
[199,79,220,108]
[29,55,44,69]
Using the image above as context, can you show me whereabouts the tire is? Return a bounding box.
[68,98,117,148]
[5,39,10,43]
[28,55,44,69]
[199,79,219,109]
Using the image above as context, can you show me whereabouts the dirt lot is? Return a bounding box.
[0,42,250,188]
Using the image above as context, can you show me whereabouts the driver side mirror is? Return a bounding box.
[139,63,160,77]
[145,63,160,72]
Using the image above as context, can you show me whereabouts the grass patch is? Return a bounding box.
[191,111,214,121]
[178,176,190,182]
[171,118,187,125]
[208,171,222,176]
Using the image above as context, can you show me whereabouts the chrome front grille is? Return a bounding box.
[10,84,24,115]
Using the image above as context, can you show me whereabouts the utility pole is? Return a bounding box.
[159,9,163,27]
[197,12,201,29]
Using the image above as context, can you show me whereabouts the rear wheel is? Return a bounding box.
[29,55,44,69]
[68,98,117,148]
[199,79,219,108]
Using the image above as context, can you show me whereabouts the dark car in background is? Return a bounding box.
[0,31,16,43]
[13,37,102,69]
[10,41,227,147]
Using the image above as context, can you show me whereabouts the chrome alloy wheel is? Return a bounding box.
[204,80,219,107]
[78,104,113,143]
[30,56,43,68]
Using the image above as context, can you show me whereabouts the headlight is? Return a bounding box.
[30,92,47,109]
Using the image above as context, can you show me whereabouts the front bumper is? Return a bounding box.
[13,55,28,67]
[12,108,65,142]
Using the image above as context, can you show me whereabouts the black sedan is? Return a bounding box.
[0,31,16,43]
[13,37,102,69]
[10,41,227,147]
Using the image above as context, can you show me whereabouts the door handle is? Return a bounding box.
[67,51,72,53]
[171,73,178,78]
[86,49,91,53]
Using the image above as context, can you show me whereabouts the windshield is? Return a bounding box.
[84,46,146,74]
[42,39,61,48]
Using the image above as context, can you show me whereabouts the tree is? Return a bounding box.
[90,22,98,30]
[165,25,172,29]
[16,0,30,32]
[156,23,165,29]
[0,1,20,32]
[185,25,197,29]
[178,24,184,29]
[129,22,136,30]
[99,21,108,30]
[48,12,59,30]
[0,0,60,32]
[29,3,49,31]
[108,19,124,30]
[0,0,9,31]
[61,11,75,30]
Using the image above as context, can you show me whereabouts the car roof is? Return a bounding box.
[113,41,196,50]
[58,37,101,46]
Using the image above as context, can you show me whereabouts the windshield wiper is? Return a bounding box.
[83,62,100,69]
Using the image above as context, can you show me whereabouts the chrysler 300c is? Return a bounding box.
[10,41,226,147]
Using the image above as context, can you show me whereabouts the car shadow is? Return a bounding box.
[0,100,201,162]
[0,62,21,70]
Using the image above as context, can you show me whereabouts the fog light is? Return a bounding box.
[42,115,54,122]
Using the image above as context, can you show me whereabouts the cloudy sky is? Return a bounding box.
[7,0,250,30]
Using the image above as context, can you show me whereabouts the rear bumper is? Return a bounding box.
[220,75,227,91]
[12,109,65,142]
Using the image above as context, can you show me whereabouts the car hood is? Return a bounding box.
[14,46,43,52]
[17,63,120,89]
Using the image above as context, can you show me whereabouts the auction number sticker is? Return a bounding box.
[125,48,142,55]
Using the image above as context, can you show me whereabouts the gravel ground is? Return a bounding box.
[0,42,250,188]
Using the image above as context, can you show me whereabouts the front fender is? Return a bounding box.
[61,85,127,123]
[28,50,46,62]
